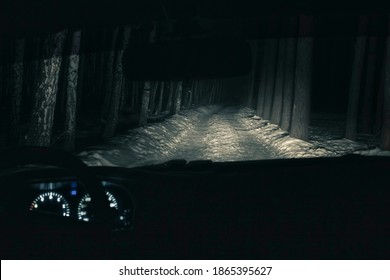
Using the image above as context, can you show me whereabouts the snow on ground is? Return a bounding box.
[78,105,390,167]
[78,106,222,167]
[238,107,336,158]
[242,107,390,158]
[192,106,275,161]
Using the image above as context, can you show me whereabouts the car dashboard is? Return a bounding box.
[1,155,390,259]
[26,178,133,229]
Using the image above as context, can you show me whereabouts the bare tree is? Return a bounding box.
[26,30,68,146]
[290,15,314,141]
[271,32,287,125]
[187,81,193,108]
[173,81,183,114]
[156,81,165,115]
[138,23,157,124]
[101,27,120,126]
[9,39,25,145]
[148,81,158,114]
[280,16,298,132]
[139,81,151,126]
[345,16,369,140]
[63,30,82,151]
[103,26,131,138]
[166,81,175,113]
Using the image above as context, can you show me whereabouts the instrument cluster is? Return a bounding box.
[28,180,133,229]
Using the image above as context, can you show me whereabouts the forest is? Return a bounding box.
[0,23,225,152]
[0,13,390,154]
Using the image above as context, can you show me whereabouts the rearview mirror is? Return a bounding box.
[123,37,252,80]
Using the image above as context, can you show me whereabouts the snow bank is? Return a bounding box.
[238,107,389,158]
[237,107,336,158]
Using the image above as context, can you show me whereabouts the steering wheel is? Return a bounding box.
[0,146,112,259]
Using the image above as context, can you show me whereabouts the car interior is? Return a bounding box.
[1,0,390,260]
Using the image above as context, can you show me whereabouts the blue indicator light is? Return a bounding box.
[71,181,77,188]
[71,190,77,196]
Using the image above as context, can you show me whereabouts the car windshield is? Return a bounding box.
[1,8,390,168]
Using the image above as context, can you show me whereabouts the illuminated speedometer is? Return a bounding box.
[77,191,118,222]
[30,192,70,217]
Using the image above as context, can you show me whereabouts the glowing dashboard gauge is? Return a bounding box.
[29,192,70,217]
[77,191,118,222]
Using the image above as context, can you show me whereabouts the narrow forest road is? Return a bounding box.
[81,104,374,167]
[79,106,278,167]
[174,106,275,162]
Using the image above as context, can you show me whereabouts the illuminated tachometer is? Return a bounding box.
[30,192,70,217]
[77,191,118,222]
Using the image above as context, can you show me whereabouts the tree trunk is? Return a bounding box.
[380,17,390,150]
[271,36,287,125]
[101,27,119,124]
[148,81,158,114]
[208,80,215,104]
[75,29,86,113]
[187,81,193,108]
[76,52,85,115]
[166,81,174,113]
[183,82,190,107]
[256,39,270,117]
[26,30,67,146]
[280,24,297,132]
[361,36,378,133]
[174,81,183,114]
[156,81,164,115]
[345,16,369,140]
[103,26,131,138]
[9,39,25,145]
[139,81,151,126]
[263,38,279,120]
[57,35,71,119]
[290,15,314,141]
[138,23,158,122]
[63,30,81,151]
[204,80,210,104]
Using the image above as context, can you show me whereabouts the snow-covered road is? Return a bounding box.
[78,106,278,167]
[173,106,276,162]
[78,105,387,167]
